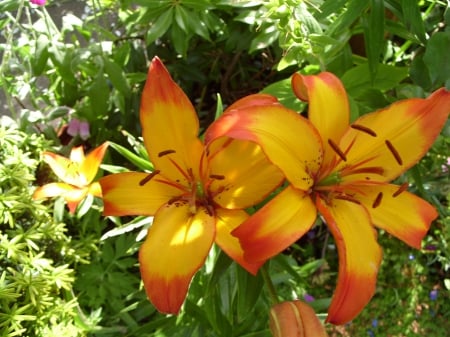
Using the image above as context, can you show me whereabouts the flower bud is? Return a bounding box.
[269,300,328,337]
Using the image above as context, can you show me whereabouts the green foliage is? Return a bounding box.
[0,118,84,336]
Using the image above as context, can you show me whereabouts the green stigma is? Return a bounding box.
[317,172,342,187]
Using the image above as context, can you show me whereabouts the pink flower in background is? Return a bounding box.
[30,0,46,5]
[67,118,90,140]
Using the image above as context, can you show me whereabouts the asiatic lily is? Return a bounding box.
[206,72,450,324]
[33,142,109,214]
[99,57,284,314]
[269,300,329,337]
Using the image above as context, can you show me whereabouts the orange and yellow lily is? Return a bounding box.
[33,142,109,214]
[98,57,284,314]
[206,72,450,324]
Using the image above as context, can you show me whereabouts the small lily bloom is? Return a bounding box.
[99,57,284,314]
[206,72,450,324]
[269,300,329,337]
[33,142,109,214]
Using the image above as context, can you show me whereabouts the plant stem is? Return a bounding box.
[261,263,279,305]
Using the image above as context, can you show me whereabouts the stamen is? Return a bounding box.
[385,140,403,165]
[392,182,408,198]
[328,139,347,162]
[139,170,161,186]
[351,124,377,137]
[158,149,176,157]
[334,194,360,204]
[347,166,385,176]
[209,174,225,180]
[372,192,383,208]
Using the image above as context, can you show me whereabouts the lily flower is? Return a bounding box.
[98,57,284,314]
[33,142,109,214]
[269,300,329,337]
[206,72,450,324]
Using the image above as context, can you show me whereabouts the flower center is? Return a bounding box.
[138,149,220,217]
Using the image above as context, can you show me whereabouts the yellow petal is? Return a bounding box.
[338,88,450,182]
[206,137,284,209]
[99,172,184,216]
[215,208,263,275]
[32,182,87,214]
[80,142,109,183]
[33,182,74,199]
[139,202,215,314]
[316,197,382,325]
[269,301,329,337]
[233,186,317,263]
[69,145,85,164]
[43,152,84,186]
[292,72,350,167]
[140,57,204,182]
[353,183,437,249]
[206,105,323,191]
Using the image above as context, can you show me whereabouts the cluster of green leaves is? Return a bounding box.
[0,118,82,336]
[0,0,449,336]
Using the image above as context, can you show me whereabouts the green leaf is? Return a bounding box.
[409,54,432,90]
[401,0,426,44]
[146,8,173,45]
[326,0,369,35]
[174,5,189,32]
[171,23,190,57]
[236,266,264,321]
[261,78,304,112]
[214,93,223,120]
[88,73,110,117]
[341,63,408,98]
[363,0,385,80]
[32,35,49,76]
[423,32,450,88]
[109,141,154,171]
[103,57,131,97]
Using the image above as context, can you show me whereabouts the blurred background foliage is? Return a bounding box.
[0,0,449,336]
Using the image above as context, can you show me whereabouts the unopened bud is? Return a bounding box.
[269,301,328,337]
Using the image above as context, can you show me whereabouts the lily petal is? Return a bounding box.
[100,172,184,216]
[139,202,215,314]
[80,142,109,183]
[215,208,263,275]
[33,182,87,214]
[316,197,382,325]
[140,57,204,182]
[354,183,437,249]
[43,152,84,186]
[338,88,450,182]
[206,105,323,191]
[223,93,280,112]
[207,137,284,209]
[69,146,85,164]
[292,72,350,167]
[233,186,317,263]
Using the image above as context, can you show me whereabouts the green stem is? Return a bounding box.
[261,263,279,305]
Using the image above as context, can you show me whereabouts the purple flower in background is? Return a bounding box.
[303,294,315,303]
[371,318,378,328]
[30,0,46,5]
[67,118,90,140]
[408,253,415,261]
[429,289,438,301]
